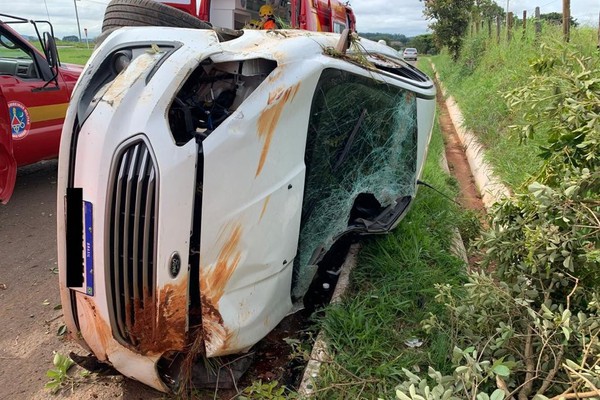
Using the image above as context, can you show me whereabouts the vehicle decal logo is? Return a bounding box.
[8,101,31,140]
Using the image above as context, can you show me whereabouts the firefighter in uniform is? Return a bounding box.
[259,5,278,30]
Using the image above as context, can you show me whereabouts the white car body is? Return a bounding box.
[403,47,418,61]
[57,27,435,391]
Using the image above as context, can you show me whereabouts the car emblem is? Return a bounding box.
[169,252,181,278]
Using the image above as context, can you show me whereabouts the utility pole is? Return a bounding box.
[73,0,82,43]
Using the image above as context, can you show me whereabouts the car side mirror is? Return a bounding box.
[43,32,59,72]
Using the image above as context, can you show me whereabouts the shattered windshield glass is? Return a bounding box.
[293,68,418,298]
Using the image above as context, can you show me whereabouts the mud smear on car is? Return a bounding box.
[130,281,188,355]
[256,83,301,176]
[199,223,243,355]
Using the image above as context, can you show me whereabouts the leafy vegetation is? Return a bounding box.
[431,24,598,188]
[314,16,599,400]
[45,352,77,394]
[361,32,411,47]
[503,42,600,184]
[423,0,474,60]
[390,21,600,400]
[239,380,289,400]
[539,12,578,27]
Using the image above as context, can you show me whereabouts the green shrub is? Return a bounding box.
[504,41,600,184]
[395,34,600,400]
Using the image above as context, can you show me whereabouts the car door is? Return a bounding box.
[0,86,17,203]
[0,25,70,167]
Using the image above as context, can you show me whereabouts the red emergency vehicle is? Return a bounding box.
[157,0,356,32]
[0,14,82,203]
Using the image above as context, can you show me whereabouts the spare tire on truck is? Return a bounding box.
[102,0,212,32]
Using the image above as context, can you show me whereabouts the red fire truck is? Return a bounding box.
[0,14,82,203]
[154,0,355,32]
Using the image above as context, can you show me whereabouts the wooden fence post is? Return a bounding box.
[522,10,527,38]
[563,0,570,42]
[496,15,501,44]
[488,18,492,38]
[507,12,513,42]
[535,7,541,39]
[597,11,599,50]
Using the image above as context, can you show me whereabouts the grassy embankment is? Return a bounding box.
[430,24,598,189]
[55,41,94,65]
[312,23,599,399]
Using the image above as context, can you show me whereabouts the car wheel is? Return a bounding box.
[101,0,213,32]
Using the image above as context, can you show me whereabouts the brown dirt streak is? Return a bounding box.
[200,293,231,353]
[200,223,243,306]
[435,81,487,268]
[256,83,301,176]
[198,223,245,354]
[79,294,113,361]
[131,281,188,355]
[259,195,271,221]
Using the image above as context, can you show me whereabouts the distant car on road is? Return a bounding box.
[402,47,418,61]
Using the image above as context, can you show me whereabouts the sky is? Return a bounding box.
[0,0,598,40]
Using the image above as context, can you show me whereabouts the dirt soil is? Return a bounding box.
[435,83,485,214]
[0,81,485,399]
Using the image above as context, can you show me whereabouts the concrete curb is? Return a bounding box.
[431,63,511,210]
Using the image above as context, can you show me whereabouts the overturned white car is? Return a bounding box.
[57,26,435,392]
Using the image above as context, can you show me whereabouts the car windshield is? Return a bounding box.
[293,68,418,297]
[0,33,31,59]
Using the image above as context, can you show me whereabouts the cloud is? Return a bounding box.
[0,0,597,40]
[1,0,108,39]
[351,1,430,36]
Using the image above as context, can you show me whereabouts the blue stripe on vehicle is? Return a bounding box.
[84,201,94,296]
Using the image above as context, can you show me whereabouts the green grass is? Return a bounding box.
[57,44,94,65]
[313,116,469,399]
[40,41,93,65]
[429,24,599,189]
[0,40,91,65]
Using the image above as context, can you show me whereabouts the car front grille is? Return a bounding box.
[108,139,158,347]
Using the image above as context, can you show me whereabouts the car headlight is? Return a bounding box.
[76,43,178,125]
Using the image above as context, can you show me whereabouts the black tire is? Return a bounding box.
[101,0,212,32]
[95,27,119,47]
